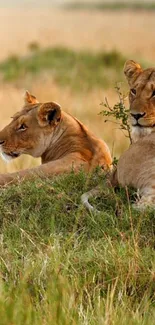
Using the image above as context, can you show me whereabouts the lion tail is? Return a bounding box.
[81,186,101,212]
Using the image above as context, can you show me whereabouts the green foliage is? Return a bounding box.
[0,47,125,90]
[1,169,155,324]
[100,84,132,144]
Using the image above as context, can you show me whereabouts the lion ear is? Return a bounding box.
[24,90,39,105]
[124,60,143,85]
[37,102,61,127]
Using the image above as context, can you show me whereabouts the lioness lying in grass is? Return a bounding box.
[82,60,155,211]
[0,91,112,185]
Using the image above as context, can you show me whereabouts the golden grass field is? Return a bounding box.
[1,9,155,60]
[0,7,154,173]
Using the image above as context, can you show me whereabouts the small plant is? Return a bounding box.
[28,41,40,52]
[112,156,119,167]
[100,84,132,144]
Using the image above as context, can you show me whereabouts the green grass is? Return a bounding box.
[0,47,126,90]
[1,168,155,324]
[65,1,155,11]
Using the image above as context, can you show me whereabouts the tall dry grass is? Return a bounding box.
[0,9,154,60]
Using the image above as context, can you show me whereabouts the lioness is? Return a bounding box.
[0,91,112,185]
[82,60,155,210]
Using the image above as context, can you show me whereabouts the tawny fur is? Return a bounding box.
[0,91,112,185]
[82,61,155,211]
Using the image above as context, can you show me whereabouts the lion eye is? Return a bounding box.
[152,90,155,97]
[17,123,27,131]
[131,88,136,95]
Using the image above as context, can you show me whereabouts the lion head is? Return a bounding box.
[0,91,61,162]
[124,60,155,142]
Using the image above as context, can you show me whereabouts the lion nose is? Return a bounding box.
[0,140,5,145]
[131,112,145,121]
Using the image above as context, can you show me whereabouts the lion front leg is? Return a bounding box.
[0,153,89,186]
[0,173,15,186]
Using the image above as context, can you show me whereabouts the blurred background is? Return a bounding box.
[0,0,154,173]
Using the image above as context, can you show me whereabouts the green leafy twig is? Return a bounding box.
[100,84,132,144]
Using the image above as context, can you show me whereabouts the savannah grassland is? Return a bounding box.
[1,4,155,325]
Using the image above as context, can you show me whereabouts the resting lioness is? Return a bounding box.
[82,60,155,210]
[0,91,112,185]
